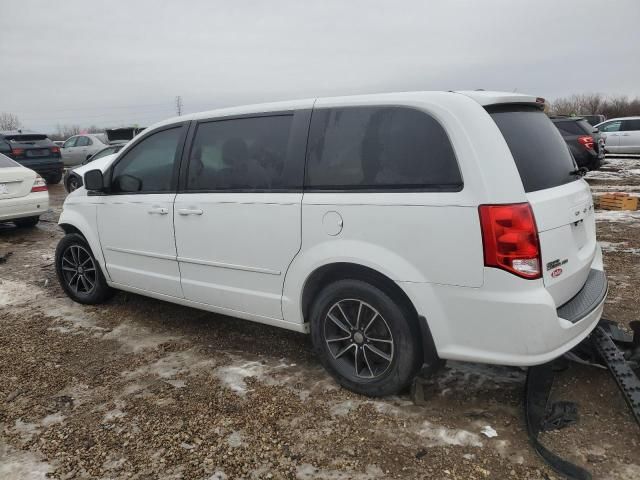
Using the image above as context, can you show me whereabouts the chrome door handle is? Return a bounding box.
[148,207,168,215]
[177,208,203,216]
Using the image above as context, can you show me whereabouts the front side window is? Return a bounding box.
[186,115,294,191]
[111,126,183,193]
[599,121,622,132]
[63,137,78,148]
[305,106,462,190]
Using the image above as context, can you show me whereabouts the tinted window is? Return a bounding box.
[187,115,294,191]
[4,134,48,142]
[63,137,78,148]
[622,119,640,131]
[599,121,621,132]
[488,106,576,193]
[0,153,19,168]
[305,107,461,190]
[91,146,116,161]
[554,120,584,136]
[76,136,91,147]
[111,126,183,193]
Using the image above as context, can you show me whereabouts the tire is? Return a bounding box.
[46,173,62,185]
[310,279,422,397]
[67,175,81,192]
[55,233,113,304]
[14,216,39,228]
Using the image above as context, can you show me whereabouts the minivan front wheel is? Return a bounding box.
[311,279,421,396]
[55,233,113,304]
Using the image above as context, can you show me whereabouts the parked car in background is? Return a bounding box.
[64,144,125,192]
[0,153,49,227]
[596,117,640,154]
[105,126,145,143]
[55,91,606,397]
[551,116,604,170]
[60,134,109,167]
[53,140,65,147]
[580,114,606,126]
[0,130,64,184]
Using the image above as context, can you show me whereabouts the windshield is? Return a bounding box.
[488,105,577,193]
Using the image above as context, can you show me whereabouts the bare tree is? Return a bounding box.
[0,112,21,130]
[550,93,640,118]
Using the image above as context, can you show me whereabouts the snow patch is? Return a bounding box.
[595,210,640,223]
[417,421,483,447]
[226,431,244,448]
[296,463,384,479]
[0,441,53,479]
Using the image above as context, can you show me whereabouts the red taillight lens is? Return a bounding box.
[31,175,48,192]
[10,147,25,158]
[479,203,541,279]
[50,146,60,154]
[577,135,594,150]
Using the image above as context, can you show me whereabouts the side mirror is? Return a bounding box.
[84,169,105,191]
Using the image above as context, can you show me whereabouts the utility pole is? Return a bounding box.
[175,96,183,116]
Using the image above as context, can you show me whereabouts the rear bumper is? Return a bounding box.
[401,246,606,367]
[0,192,49,222]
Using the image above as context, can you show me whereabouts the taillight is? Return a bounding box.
[577,135,594,150]
[31,175,48,192]
[10,147,25,159]
[478,203,541,279]
[50,146,60,154]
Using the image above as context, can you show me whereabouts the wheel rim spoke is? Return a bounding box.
[336,303,354,329]
[362,347,374,378]
[327,312,350,334]
[355,301,363,329]
[364,344,392,363]
[334,343,355,359]
[367,337,393,345]
[326,335,351,344]
[363,313,378,335]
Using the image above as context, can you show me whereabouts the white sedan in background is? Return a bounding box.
[0,153,49,227]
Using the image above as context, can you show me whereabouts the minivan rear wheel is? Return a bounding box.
[55,233,113,304]
[310,279,421,396]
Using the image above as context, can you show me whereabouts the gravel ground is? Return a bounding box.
[1,157,640,480]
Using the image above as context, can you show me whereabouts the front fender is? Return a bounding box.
[58,205,108,278]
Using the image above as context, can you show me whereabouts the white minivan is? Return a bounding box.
[55,91,606,396]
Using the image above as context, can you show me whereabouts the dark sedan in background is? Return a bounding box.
[0,130,64,184]
[551,116,605,170]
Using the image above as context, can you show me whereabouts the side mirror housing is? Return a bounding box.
[84,169,105,191]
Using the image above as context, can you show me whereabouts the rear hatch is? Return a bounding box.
[488,105,597,306]
[3,133,61,167]
[0,155,36,199]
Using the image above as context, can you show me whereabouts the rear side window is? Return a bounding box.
[554,119,593,136]
[305,106,462,191]
[488,106,576,193]
[0,153,19,168]
[622,119,640,131]
[186,115,294,191]
[599,121,621,132]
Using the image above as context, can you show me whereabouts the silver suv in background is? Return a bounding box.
[596,117,640,154]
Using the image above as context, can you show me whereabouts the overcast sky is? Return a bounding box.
[1,0,639,132]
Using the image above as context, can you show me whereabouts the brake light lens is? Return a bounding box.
[31,175,48,192]
[50,146,60,154]
[577,135,594,150]
[9,147,25,159]
[479,203,541,279]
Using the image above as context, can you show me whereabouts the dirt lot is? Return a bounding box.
[1,158,640,480]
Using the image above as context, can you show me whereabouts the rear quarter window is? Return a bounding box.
[488,106,577,193]
[305,106,462,191]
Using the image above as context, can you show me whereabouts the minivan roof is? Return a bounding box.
[147,90,541,131]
